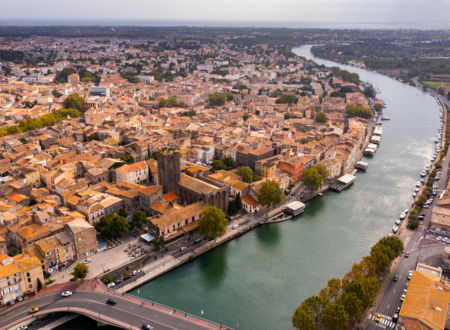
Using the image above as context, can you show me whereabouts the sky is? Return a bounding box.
[1,0,450,28]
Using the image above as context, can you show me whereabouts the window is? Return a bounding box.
[26,272,30,277]
[28,278,31,283]
[29,284,32,289]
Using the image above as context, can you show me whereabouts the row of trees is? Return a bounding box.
[345,105,373,119]
[212,156,235,171]
[0,108,80,137]
[292,236,404,330]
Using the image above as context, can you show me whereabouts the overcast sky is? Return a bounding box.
[1,0,450,27]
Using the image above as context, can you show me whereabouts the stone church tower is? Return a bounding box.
[157,149,180,194]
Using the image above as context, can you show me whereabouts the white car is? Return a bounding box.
[83,258,92,264]
[132,270,141,276]
[107,282,115,288]
[437,236,443,241]
[61,291,72,297]
[400,294,406,302]
[232,224,239,229]
[179,246,186,251]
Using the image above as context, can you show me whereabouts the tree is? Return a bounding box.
[71,263,89,280]
[292,304,316,330]
[237,166,253,183]
[118,207,128,218]
[37,278,43,291]
[208,92,227,106]
[303,295,329,326]
[212,160,226,170]
[337,292,363,320]
[345,104,373,119]
[223,156,235,169]
[120,154,134,164]
[319,278,342,303]
[315,112,328,123]
[131,210,147,228]
[63,93,86,112]
[95,214,129,238]
[198,206,228,239]
[302,168,322,191]
[235,193,242,210]
[313,164,329,182]
[363,86,376,98]
[258,180,284,208]
[276,93,297,104]
[321,303,349,330]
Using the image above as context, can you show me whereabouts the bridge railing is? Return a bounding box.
[126,293,235,330]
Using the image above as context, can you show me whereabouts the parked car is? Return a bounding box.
[61,291,72,297]
[400,294,406,302]
[115,279,122,285]
[83,258,92,264]
[194,238,202,244]
[404,252,409,258]
[179,246,186,251]
[107,282,115,288]
[395,306,401,314]
[106,298,117,305]
[132,270,141,276]
[232,224,239,229]
[418,214,425,220]
[393,275,399,282]
[407,272,413,280]
[393,313,399,323]
[141,324,154,330]
[16,296,23,302]
[123,275,132,281]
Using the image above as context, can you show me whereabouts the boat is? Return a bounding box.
[392,225,399,234]
[420,170,426,177]
[330,174,356,192]
[381,116,391,120]
[284,201,306,216]
[356,161,368,170]
[399,212,406,220]
[395,219,401,226]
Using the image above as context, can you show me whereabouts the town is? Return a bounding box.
[0,30,374,307]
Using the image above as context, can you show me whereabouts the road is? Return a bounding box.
[0,290,216,330]
[366,98,449,330]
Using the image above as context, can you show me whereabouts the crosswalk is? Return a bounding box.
[370,313,396,329]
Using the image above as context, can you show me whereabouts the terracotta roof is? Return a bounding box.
[242,195,259,207]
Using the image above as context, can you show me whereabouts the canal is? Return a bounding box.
[66,45,441,330]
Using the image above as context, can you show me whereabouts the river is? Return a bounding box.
[62,45,441,330]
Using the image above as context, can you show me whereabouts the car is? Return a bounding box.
[132,270,141,276]
[402,288,407,294]
[414,187,420,193]
[115,279,122,285]
[400,294,406,302]
[29,307,39,313]
[107,282,115,288]
[141,324,154,330]
[407,272,413,280]
[232,224,239,229]
[393,313,399,323]
[437,236,443,241]
[375,313,382,322]
[194,238,202,244]
[83,258,92,264]
[395,306,401,314]
[106,298,117,305]
[123,275,132,281]
[17,326,28,330]
[179,246,186,251]
[393,275,399,282]
[61,291,72,297]
[433,190,438,196]
[423,204,430,208]
[16,296,23,302]
[404,252,409,258]
[418,213,425,220]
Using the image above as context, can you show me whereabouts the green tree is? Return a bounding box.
[363,86,376,98]
[131,210,147,228]
[337,292,364,320]
[37,278,43,291]
[302,168,322,191]
[120,154,134,164]
[198,206,228,239]
[235,193,242,211]
[223,156,235,169]
[292,304,316,330]
[63,93,86,112]
[319,278,342,303]
[313,164,329,182]
[258,180,284,208]
[209,92,227,106]
[212,160,226,170]
[345,104,373,119]
[95,214,129,238]
[304,295,328,326]
[377,236,404,258]
[315,112,328,123]
[71,263,89,280]
[321,303,349,330]
[276,93,297,104]
[118,207,128,218]
[237,166,253,183]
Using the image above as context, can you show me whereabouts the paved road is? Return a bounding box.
[366,101,449,330]
[0,291,215,330]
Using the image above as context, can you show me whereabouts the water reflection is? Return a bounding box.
[199,245,228,286]
[255,224,281,247]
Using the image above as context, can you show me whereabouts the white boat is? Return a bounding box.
[420,170,426,177]
[395,219,401,225]
[399,212,406,220]
[392,225,399,234]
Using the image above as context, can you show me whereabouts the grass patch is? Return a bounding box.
[422,80,450,89]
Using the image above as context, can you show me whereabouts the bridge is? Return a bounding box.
[0,280,229,330]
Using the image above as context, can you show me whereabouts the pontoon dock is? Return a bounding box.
[356,161,369,170]
[330,173,356,192]
[285,201,306,216]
